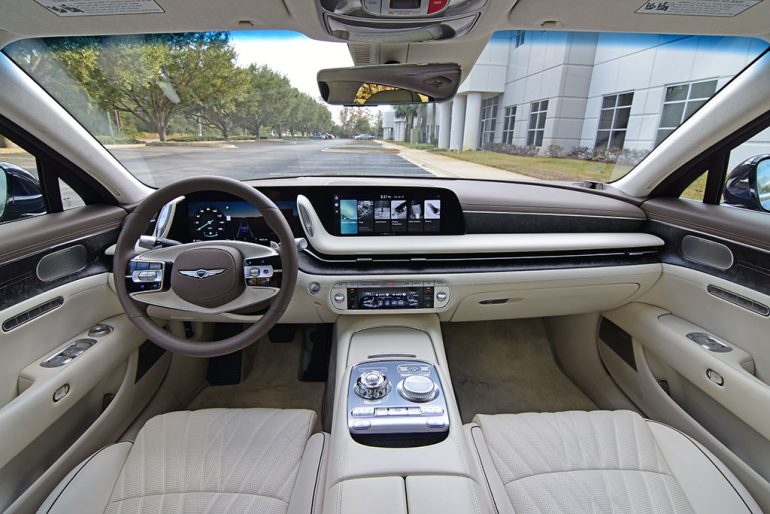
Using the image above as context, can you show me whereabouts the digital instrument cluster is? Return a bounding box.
[186,199,297,245]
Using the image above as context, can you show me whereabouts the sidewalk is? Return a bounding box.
[380,142,537,182]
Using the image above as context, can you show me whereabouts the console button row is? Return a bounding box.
[351,418,446,431]
[351,405,444,417]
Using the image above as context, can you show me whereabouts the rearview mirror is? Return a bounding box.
[317,63,461,106]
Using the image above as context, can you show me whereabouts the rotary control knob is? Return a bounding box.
[354,370,391,400]
[398,375,438,403]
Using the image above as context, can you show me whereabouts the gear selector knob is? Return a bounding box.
[354,370,391,399]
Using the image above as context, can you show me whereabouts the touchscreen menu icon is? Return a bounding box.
[424,199,441,232]
[408,201,423,232]
[390,200,408,233]
[374,200,390,233]
[357,200,374,234]
[340,199,358,234]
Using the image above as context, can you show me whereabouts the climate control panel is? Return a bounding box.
[330,281,450,311]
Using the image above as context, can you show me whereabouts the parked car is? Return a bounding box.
[353,134,375,140]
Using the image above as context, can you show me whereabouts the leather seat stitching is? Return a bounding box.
[502,467,676,486]
[107,491,289,504]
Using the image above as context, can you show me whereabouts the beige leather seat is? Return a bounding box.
[39,409,326,514]
[468,410,760,514]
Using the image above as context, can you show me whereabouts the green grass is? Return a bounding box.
[433,149,709,200]
[433,150,632,182]
[389,141,438,151]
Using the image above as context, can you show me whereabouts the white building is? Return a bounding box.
[433,31,770,168]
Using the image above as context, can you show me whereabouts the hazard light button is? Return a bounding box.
[427,0,448,14]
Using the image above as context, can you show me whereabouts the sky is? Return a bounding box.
[231,31,355,122]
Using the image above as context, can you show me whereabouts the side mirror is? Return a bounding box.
[723,154,770,213]
[758,159,770,211]
[0,162,46,223]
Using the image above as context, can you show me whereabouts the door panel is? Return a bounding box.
[0,206,170,511]
[598,198,770,511]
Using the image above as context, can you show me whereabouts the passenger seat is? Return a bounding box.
[467,410,760,513]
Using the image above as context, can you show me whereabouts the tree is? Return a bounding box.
[93,32,238,141]
[193,65,248,139]
[235,65,291,138]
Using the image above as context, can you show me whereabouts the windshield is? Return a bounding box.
[3,31,768,187]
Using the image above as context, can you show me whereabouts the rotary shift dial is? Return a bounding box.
[354,370,391,400]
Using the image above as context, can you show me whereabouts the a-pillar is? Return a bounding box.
[437,101,452,149]
[449,94,466,151]
[462,92,482,151]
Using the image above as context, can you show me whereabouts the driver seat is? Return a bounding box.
[38,408,326,514]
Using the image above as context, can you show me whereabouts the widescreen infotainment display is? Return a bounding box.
[336,194,440,235]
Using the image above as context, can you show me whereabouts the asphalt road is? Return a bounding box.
[110,139,432,187]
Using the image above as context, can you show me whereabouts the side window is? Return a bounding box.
[59,178,85,210]
[0,131,85,224]
[676,124,770,213]
[0,133,45,223]
[680,171,708,202]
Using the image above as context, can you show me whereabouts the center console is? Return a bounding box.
[322,315,490,513]
[347,359,449,444]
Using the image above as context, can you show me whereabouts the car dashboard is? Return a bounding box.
[152,177,665,324]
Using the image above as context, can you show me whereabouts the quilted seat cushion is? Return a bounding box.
[40,408,318,514]
[472,410,760,514]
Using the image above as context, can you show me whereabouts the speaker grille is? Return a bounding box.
[36,245,87,282]
[681,235,733,270]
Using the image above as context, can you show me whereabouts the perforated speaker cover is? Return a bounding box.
[681,235,733,270]
[36,244,88,282]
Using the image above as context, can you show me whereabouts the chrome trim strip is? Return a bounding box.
[463,210,644,220]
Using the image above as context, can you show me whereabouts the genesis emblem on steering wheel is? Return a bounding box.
[179,268,226,279]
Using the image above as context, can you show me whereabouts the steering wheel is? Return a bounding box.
[113,176,298,357]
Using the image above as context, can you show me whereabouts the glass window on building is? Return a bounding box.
[512,31,525,48]
[480,96,499,146]
[656,80,718,145]
[595,92,633,150]
[502,106,516,144]
[527,100,548,147]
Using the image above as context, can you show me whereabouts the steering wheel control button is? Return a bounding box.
[354,370,391,400]
[348,360,449,444]
[242,257,282,288]
[88,324,113,337]
[398,375,438,402]
[128,260,165,292]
